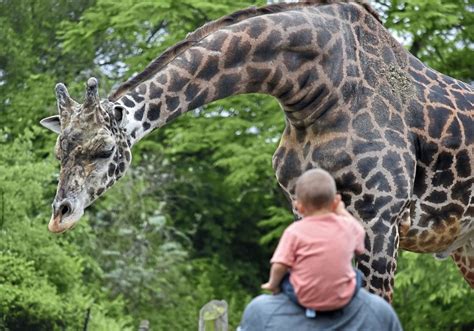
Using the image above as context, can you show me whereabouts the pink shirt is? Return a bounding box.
[271,213,365,311]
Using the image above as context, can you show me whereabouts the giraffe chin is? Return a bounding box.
[47,212,82,234]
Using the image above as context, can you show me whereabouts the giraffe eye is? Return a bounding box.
[94,146,115,159]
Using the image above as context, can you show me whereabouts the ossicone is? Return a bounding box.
[84,77,100,106]
[55,83,74,107]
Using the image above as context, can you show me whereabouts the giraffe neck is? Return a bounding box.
[116,3,400,145]
[117,7,341,144]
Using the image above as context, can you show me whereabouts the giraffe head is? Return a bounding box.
[40,78,132,233]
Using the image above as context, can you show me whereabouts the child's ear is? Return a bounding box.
[332,194,342,211]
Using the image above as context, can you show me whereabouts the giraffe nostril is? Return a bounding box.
[58,201,73,218]
[61,204,70,216]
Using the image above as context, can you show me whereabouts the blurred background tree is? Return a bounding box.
[0,0,472,330]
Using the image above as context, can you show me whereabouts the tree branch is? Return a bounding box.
[146,20,167,44]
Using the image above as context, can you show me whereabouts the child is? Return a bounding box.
[261,168,365,317]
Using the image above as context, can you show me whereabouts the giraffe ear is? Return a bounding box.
[40,115,61,134]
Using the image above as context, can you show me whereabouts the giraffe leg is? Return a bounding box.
[451,245,474,288]
[356,219,400,303]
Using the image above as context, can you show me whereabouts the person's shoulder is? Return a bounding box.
[358,289,391,311]
[239,295,271,331]
[239,294,296,331]
[243,294,292,316]
[357,290,403,330]
[358,289,386,304]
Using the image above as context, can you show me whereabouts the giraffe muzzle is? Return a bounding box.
[48,199,82,233]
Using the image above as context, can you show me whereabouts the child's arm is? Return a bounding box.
[261,262,289,294]
[335,197,366,255]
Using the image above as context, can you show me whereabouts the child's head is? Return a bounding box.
[294,169,339,215]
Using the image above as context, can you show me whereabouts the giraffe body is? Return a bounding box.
[41,1,474,300]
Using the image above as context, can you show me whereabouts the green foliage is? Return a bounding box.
[0,131,133,330]
[0,253,66,330]
[394,252,474,331]
[258,206,293,245]
[379,0,474,81]
[0,0,97,136]
[0,128,55,224]
[85,150,261,329]
[143,257,252,330]
[1,0,473,330]
[59,0,265,81]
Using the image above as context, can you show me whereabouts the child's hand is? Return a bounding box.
[261,282,281,294]
[334,195,346,214]
[334,196,354,218]
[335,202,345,214]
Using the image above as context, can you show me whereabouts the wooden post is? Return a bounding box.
[199,300,228,331]
[83,307,91,331]
[138,320,150,331]
[1,189,4,229]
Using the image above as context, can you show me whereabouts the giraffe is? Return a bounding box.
[40,0,474,301]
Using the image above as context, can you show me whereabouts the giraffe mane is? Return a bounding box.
[108,0,381,102]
